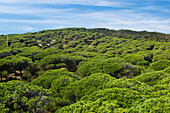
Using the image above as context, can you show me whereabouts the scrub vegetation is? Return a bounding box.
[0,28,170,112]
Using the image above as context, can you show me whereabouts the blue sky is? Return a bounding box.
[0,0,170,34]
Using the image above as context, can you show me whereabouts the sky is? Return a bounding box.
[0,0,170,34]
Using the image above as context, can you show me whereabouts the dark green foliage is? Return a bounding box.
[2,70,9,78]
[0,51,11,58]
[0,59,9,81]
[39,54,87,71]
[9,55,32,76]
[22,61,41,81]
[0,80,52,113]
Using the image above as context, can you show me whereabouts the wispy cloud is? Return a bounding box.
[1,9,170,33]
[0,0,133,7]
[0,0,170,34]
[0,4,75,15]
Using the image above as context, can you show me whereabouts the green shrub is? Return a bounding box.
[152,50,170,62]
[105,78,153,95]
[148,60,170,71]
[0,80,24,97]
[89,58,141,78]
[76,58,103,78]
[56,63,67,68]
[31,69,78,89]
[163,66,170,74]
[129,97,170,113]
[81,88,143,108]
[2,70,9,78]
[150,85,170,97]
[133,71,168,86]
[51,76,77,97]
[56,100,127,113]
[0,80,52,113]
[39,54,87,71]
[60,73,115,104]
[124,54,149,66]
[156,77,170,85]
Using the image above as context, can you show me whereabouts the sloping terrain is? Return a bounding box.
[0,28,170,112]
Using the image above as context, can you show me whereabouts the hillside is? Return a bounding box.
[0,28,170,113]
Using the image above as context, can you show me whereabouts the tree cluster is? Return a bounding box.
[0,28,169,112]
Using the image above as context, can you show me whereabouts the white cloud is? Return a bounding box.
[82,11,170,33]
[0,4,75,15]
[0,0,132,7]
[1,9,170,33]
[22,26,34,31]
[0,0,170,34]
[136,5,169,13]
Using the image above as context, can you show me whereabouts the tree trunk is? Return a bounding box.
[0,71,2,81]
[20,70,22,78]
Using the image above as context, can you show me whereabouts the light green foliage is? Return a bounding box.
[56,100,127,113]
[148,60,170,71]
[55,63,67,68]
[76,58,103,77]
[156,77,170,85]
[60,73,115,103]
[90,58,123,77]
[150,85,170,97]
[33,47,58,60]
[76,57,142,78]
[124,54,149,66]
[31,69,78,89]
[163,66,170,74]
[129,97,170,113]
[90,58,141,78]
[0,80,24,97]
[51,76,77,97]
[81,88,143,108]
[105,78,153,95]
[152,49,170,62]
[133,71,168,86]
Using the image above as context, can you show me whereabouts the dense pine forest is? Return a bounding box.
[0,28,170,113]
